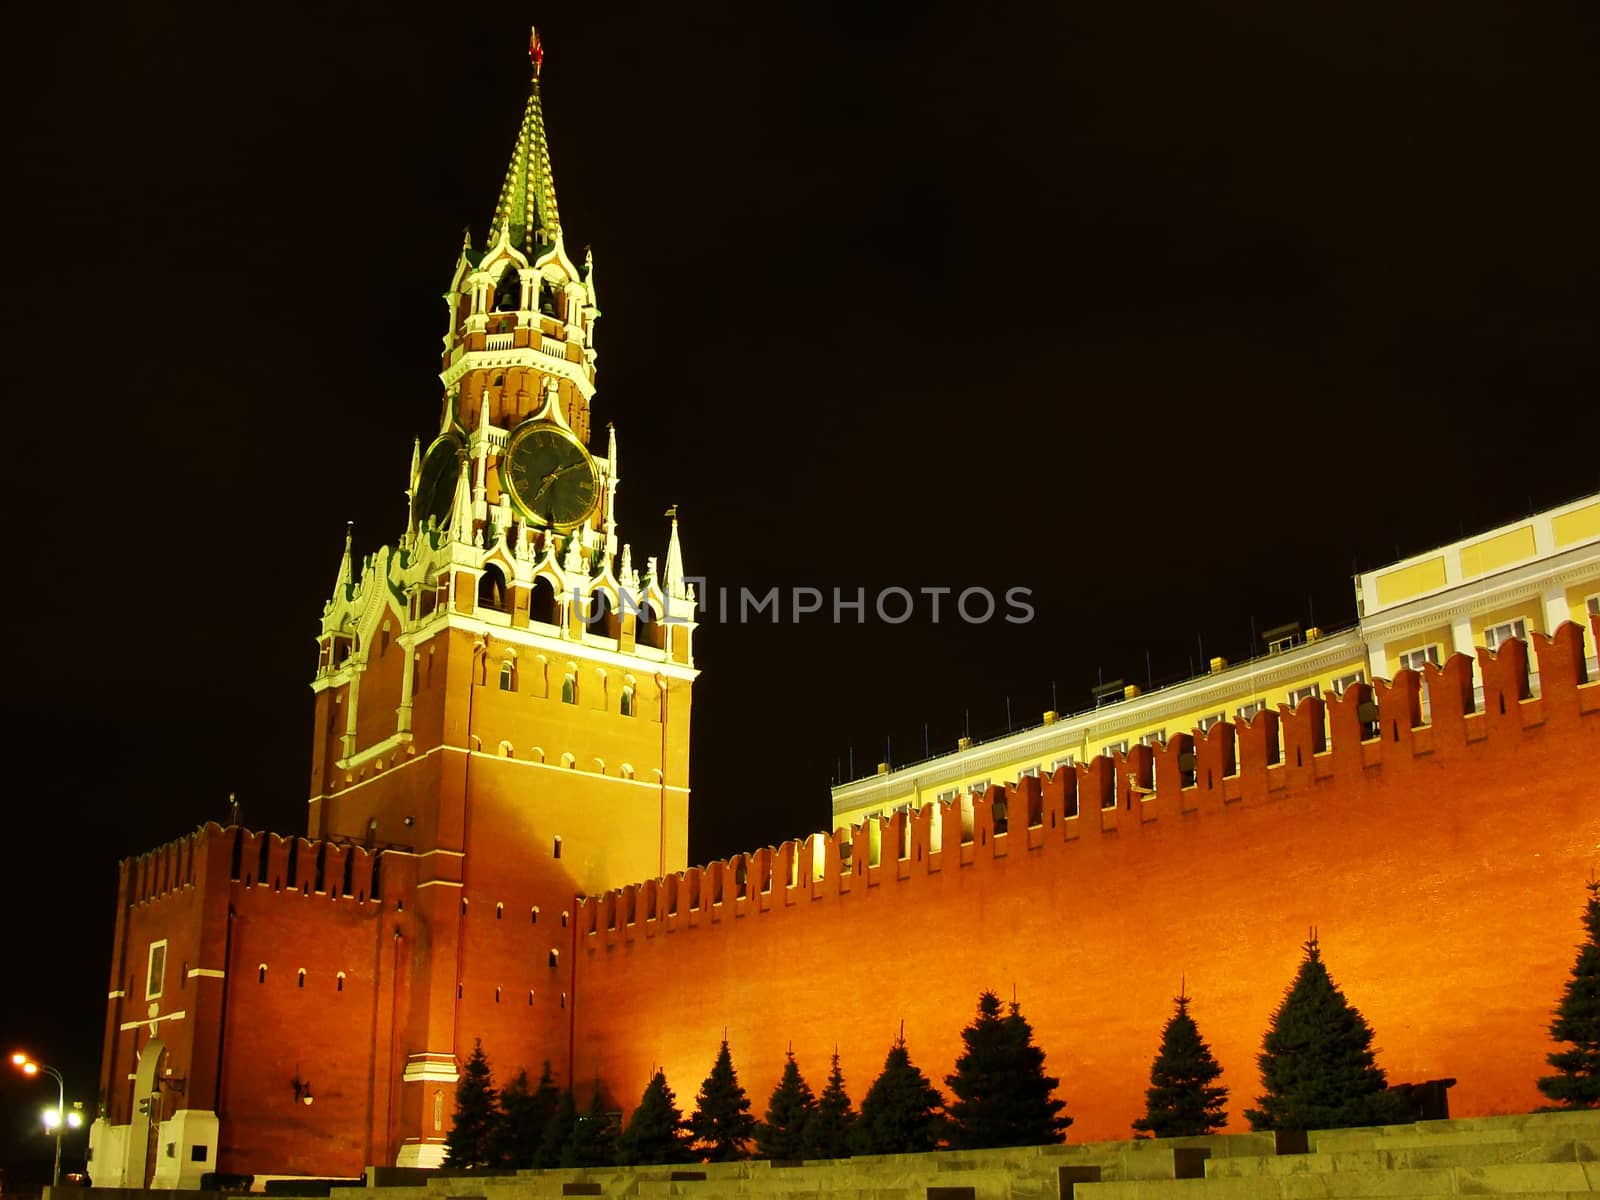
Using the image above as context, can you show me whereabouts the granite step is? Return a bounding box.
[1207,1141,1600,1178]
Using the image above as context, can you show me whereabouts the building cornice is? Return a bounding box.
[832,629,1365,817]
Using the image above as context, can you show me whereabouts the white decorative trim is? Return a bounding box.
[119,1009,186,1031]
[418,848,465,859]
[335,730,413,772]
[311,741,689,803]
[402,1064,460,1084]
[416,879,464,889]
[395,1140,449,1169]
[439,345,595,400]
[186,968,225,980]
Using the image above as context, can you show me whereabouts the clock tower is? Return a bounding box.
[306,28,696,1167]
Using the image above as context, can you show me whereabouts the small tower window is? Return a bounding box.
[620,686,635,717]
[562,674,577,705]
[538,278,558,318]
[499,659,517,692]
[493,266,520,312]
[297,968,306,989]
[553,836,563,859]
[478,566,509,614]
[336,972,345,992]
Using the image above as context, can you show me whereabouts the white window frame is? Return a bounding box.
[1050,755,1077,772]
[966,778,990,796]
[1332,671,1365,696]
[1397,646,1441,673]
[1585,594,1599,617]
[1197,712,1224,732]
[1484,618,1527,650]
[1102,739,1129,759]
[1238,700,1266,721]
[1287,682,1321,708]
[1139,730,1167,748]
[1019,766,1040,779]
[935,788,958,804]
[146,939,168,1001]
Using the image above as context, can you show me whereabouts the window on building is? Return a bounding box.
[1050,755,1076,772]
[1237,701,1265,721]
[562,674,577,704]
[1588,595,1599,617]
[935,788,958,803]
[1331,671,1365,696]
[1397,646,1441,672]
[553,836,562,859]
[145,941,167,1000]
[1484,618,1528,650]
[499,660,517,692]
[1197,713,1225,732]
[1102,739,1129,759]
[967,778,990,795]
[1019,765,1040,778]
[1287,683,1322,708]
[1139,730,1166,748]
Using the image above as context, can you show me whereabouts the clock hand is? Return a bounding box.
[530,461,584,507]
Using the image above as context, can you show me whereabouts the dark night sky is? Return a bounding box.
[2,1,1598,1182]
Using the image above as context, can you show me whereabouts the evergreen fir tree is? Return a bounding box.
[689,1039,756,1161]
[1132,987,1229,1138]
[617,1070,695,1165]
[493,1062,560,1168]
[852,1035,946,1155]
[1245,933,1409,1131]
[946,991,1070,1148]
[561,1088,618,1168]
[535,1090,578,1169]
[755,1050,817,1159]
[801,1050,856,1160]
[443,1039,501,1168]
[1538,879,1600,1108]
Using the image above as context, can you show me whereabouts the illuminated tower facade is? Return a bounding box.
[306,28,697,1166]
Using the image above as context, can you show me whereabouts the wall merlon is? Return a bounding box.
[580,624,1600,960]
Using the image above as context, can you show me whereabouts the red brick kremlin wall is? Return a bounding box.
[571,622,1600,1143]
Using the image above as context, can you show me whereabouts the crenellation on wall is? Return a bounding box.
[578,623,1600,950]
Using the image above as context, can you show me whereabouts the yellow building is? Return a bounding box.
[832,491,1600,830]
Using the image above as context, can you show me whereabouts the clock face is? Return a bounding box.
[501,421,600,529]
[414,434,465,530]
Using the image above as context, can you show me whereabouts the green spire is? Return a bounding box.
[491,27,562,254]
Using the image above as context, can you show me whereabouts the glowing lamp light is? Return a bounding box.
[23,1061,39,1076]
[41,1107,78,1129]
[10,1051,26,1066]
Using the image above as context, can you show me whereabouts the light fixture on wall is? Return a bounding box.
[292,1075,314,1106]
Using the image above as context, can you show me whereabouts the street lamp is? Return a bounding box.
[10,1050,68,1187]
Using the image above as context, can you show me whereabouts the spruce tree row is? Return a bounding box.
[445,882,1600,1170]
